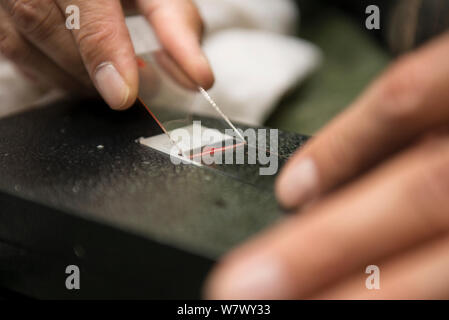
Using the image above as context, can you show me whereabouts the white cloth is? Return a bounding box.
[196,29,320,125]
[0,0,321,125]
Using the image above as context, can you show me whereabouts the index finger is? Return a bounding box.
[276,32,449,209]
[206,133,449,299]
[137,0,214,89]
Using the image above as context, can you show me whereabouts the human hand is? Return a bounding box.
[0,0,214,110]
[205,32,449,299]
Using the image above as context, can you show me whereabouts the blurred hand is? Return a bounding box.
[0,0,214,110]
[205,32,449,299]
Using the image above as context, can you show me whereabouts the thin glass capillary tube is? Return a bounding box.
[137,96,183,155]
[198,87,246,143]
[189,141,246,159]
[138,95,285,162]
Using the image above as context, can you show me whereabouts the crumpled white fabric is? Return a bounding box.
[195,29,320,125]
[194,0,299,35]
[0,0,321,125]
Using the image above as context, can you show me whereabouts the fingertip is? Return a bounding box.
[120,74,139,110]
[195,52,215,89]
[203,264,225,300]
[204,248,255,299]
[169,46,215,90]
[204,250,289,300]
[203,254,249,300]
[141,0,214,89]
[275,171,294,209]
[275,165,302,210]
[275,157,319,210]
[118,57,140,110]
[93,57,139,111]
[118,93,138,111]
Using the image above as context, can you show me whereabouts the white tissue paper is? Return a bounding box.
[127,0,321,125]
[0,0,321,125]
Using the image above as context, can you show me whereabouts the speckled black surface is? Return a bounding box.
[0,98,307,298]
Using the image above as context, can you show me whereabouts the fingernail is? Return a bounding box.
[206,255,288,300]
[94,62,129,110]
[277,158,318,209]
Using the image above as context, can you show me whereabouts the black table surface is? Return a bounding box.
[0,98,306,298]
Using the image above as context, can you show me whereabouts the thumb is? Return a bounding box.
[57,0,138,110]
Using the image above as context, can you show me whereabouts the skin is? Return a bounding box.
[205,32,449,299]
[0,0,214,109]
[3,0,448,300]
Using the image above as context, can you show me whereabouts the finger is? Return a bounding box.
[0,0,90,85]
[55,0,138,110]
[276,32,449,209]
[0,8,83,90]
[137,0,214,89]
[205,132,449,299]
[314,234,449,299]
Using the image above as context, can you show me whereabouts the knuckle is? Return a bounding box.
[8,0,49,33]
[28,5,58,42]
[76,20,119,67]
[374,54,426,123]
[320,131,357,181]
[407,137,449,231]
[0,31,27,62]
[312,124,366,187]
